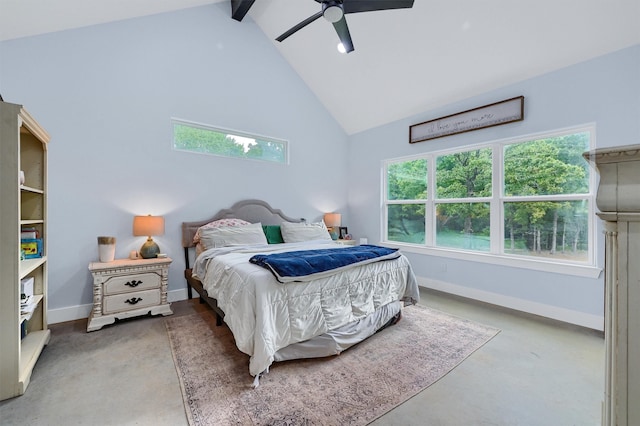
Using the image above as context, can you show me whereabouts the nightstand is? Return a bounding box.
[87,257,173,332]
[336,239,357,246]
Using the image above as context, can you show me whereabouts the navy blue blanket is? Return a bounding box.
[249,244,400,283]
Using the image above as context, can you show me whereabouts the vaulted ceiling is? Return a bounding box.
[2,0,639,134]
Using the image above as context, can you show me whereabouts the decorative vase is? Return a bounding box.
[97,236,116,262]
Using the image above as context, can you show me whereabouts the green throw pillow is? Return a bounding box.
[262,225,284,244]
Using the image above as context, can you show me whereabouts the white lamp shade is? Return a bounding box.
[323,213,342,228]
[133,215,165,237]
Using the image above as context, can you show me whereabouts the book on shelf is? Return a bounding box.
[21,276,34,300]
[20,238,43,259]
[21,227,40,240]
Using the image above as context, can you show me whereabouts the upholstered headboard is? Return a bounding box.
[181,199,304,249]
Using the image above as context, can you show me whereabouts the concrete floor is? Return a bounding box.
[0,288,604,426]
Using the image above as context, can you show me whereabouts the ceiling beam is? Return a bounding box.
[230,0,256,21]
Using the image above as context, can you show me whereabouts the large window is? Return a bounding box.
[383,126,595,268]
[172,118,288,164]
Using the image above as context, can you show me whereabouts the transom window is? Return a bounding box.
[383,126,595,268]
[172,118,288,164]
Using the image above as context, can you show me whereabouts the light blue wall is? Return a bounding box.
[0,4,349,314]
[348,44,640,325]
[2,2,638,326]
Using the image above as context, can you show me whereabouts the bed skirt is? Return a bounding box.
[273,300,402,361]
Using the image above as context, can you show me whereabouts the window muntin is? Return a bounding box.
[172,119,288,164]
[383,126,594,266]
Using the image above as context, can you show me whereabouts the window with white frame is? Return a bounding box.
[172,118,288,164]
[383,126,595,266]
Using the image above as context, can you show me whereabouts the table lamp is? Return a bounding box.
[133,215,165,259]
[323,213,341,240]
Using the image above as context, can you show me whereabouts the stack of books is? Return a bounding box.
[20,277,36,333]
[20,295,36,316]
[20,295,37,339]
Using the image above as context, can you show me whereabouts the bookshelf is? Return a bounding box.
[0,101,51,400]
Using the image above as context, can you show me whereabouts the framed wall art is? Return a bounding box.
[410,96,524,143]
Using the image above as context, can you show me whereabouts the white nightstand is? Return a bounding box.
[336,239,357,246]
[87,257,173,332]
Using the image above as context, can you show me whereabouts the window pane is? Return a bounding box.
[387,159,427,200]
[173,121,287,164]
[504,133,589,196]
[436,148,492,199]
[435,203,490,251]
[387,204,425,244]
[503,200,588,261]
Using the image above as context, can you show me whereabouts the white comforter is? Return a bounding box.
[192,240,419,377]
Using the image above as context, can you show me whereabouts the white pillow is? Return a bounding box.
[280,221,332,243]
[193,218,251,244]
[199,222,267,249]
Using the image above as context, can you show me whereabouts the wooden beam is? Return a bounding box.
[230,0,256,21]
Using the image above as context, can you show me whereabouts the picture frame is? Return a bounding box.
[409,96,524,143]
[339,227,348,239]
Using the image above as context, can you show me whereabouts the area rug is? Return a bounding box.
[165,305,500,426]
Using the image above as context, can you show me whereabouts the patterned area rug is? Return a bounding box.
[165,305,500,426]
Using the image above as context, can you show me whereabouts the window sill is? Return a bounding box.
[382,241,602,279]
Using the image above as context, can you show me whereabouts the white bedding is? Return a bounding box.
[192,240,419,377]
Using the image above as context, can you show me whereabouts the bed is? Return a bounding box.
[182,199,419,385]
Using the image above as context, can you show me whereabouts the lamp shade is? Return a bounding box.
[133,215,165,237]
[323,213,341,228]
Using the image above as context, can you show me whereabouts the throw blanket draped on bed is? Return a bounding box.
[249,245,400,283]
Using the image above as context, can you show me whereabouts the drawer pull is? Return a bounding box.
[124,297,143,305]
[125,280,143,287]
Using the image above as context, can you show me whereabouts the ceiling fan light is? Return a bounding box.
[323,4,344,23]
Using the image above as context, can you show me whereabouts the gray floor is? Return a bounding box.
[0,288,604,426]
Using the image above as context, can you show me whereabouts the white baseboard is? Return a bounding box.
[48,282,604,331]
[47,289,191,325]
[418,276,604,331]
[48,304,93,325]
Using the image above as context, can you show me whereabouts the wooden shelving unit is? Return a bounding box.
[0,101,51,400]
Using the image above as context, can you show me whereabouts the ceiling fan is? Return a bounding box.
[230,0,415,54]
[276,0,413,53]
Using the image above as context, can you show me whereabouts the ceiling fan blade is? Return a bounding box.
[276,11,324,42]
[333,16,354,53]
[343,0,414,14]
[230,0,256,21]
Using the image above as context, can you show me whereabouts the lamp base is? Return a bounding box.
[139,237,160,259]
[328,227,339,240]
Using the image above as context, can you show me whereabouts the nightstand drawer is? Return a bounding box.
[103,272,160,295]
[103,289,161,314]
